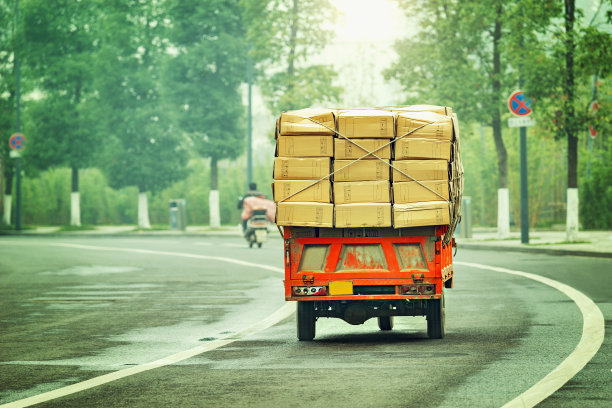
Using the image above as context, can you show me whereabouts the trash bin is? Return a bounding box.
[456,196,472,239]
[169,199,187,231]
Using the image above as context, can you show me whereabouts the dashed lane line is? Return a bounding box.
[1,243,288,408]
[456,261,605,408]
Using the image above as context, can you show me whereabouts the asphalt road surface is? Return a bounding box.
[0,235,609,407]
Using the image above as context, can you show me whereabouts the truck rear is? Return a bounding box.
[283,225,453,340]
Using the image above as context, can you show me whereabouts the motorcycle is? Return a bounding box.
[244,208,269,248]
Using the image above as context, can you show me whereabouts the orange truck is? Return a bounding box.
[283,225,454,341]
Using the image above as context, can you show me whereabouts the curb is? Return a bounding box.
[458,243,612,259]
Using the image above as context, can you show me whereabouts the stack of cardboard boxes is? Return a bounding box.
[274,109,335,227]
[273,106,463,237]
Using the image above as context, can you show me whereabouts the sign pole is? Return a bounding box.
[15,155,21,230]
[519,123,529,244]
[518,73,529,244]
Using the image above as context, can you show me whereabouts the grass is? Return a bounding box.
[58,225,96,232]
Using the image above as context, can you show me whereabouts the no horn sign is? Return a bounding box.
[508,90,532,116]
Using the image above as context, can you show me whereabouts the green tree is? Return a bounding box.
[94,0,189,228]
[515,0,612,239]
[18,0,103,226]
[386,0,558,236]
[164,0,247,228]
[242,0,342,114]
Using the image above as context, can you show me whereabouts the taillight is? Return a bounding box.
[400,284,435,295]
[293,286,327,296]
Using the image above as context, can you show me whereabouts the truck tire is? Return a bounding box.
[426,291,445,339]
[297,301,316,341]
[378,316,394,331]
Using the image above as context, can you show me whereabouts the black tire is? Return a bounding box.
[296,301,316,341]
[427,291,446,339]
[248,241,253,248]
[378,316,394,331]
[257,242,262,248]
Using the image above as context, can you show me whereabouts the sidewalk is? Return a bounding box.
[2,225,611,258]
[456,229,612,258]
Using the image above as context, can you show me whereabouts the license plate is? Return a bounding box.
[328,281,353,295]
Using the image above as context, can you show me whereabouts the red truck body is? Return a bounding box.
[283,225,454,340]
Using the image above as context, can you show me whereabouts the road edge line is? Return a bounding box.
[456,261,605,408]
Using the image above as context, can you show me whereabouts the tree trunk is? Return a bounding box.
[564,0,578,241]
[491,4,509,238]
[70,166,81,226]
[209,156,220,228]
[138,190,151,229]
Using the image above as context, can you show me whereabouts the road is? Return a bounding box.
[0,236,609,407]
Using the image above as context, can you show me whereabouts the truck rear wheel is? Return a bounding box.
[297,301,316,341]
[378,316,394,331]
[426,291,445,339]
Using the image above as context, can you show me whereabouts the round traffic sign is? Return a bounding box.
[9,133,26,150]
[508,90,532,117]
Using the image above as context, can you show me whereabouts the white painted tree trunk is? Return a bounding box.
[497,188,510,239]
[138,192,151,229]
[209,189,220,228]
[3,194,11,225]
[70,192,82,226]
[566,188,579,242]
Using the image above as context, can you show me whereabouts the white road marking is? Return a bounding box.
[1,243,287,408]
[456,261,605,408]
[49,243,284,274]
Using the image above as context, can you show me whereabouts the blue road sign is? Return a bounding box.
[9,133,26,150]
[508,90,532,116]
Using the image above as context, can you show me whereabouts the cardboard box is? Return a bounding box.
[393,180,450,204]
[394,138,451,161]
[277,135,334,157]
[396,111,453,140]
[335,203,392,228]
[337,110,394,139]
[334,159,390,181]
[276,202,334,227]
[279,108,335,136]
[273,157,331,180]
[392,160,449,182]
[393,201,450,228]
[273,180,331,203]
[333,181,391,204]
[335,138,391,160]
[391,105,452,116]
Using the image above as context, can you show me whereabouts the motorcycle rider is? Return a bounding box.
[238,183,275,232]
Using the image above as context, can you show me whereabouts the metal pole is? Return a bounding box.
[520,125,529,244]
[246,53,253,189]
[15,0,22,231]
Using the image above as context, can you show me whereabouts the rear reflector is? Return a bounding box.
[293,286,327,296]
[400,284,435,295]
